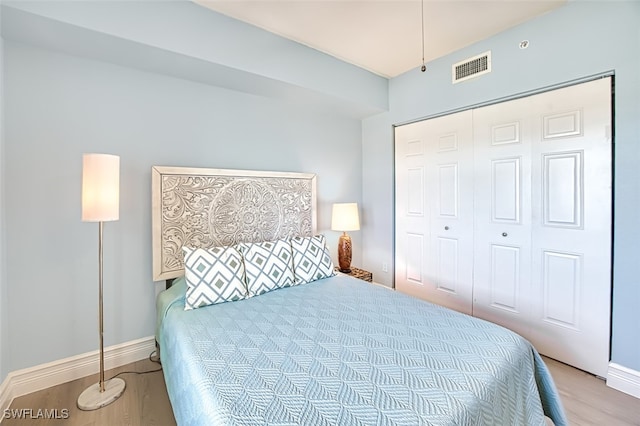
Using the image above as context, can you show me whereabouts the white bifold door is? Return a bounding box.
[395,110,475,315]
[395,78,612,377]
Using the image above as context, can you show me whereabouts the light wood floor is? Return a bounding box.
[3,358,175,425]
[544,357,640,425]
[3,356,639,425]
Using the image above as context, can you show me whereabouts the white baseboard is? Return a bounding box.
[0,336,156,419]
[607,362,640,398]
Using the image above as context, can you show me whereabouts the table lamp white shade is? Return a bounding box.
[331,203,360,231]
[82,153,120,222]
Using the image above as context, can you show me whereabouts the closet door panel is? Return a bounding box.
[543,152,582,227]
[492,158,521,222]
[489,244,520,311]
[405,233,424,284]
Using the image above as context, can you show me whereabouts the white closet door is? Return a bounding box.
[395,120,429,302]
[395,78,611,377]
[395,110,474,315]
[472,78,612,376]
[472,95,534,339]
[528,78,612,377]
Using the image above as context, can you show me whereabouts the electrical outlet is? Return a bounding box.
[382,262,388,273]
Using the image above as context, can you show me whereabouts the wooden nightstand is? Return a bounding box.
[335,266,373,283]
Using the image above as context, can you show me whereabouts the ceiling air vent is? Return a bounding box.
[452,51,491,84]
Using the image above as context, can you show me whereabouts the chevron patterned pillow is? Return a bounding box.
[237,239,295,297]
[291,235,335,284]
[183,246,248,310]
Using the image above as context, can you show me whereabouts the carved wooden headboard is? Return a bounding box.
[152,166,317,281]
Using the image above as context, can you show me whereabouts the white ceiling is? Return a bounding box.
[194,0,566,78]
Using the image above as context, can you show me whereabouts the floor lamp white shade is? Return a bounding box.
[82,153,119,222]
[78,153,125,410]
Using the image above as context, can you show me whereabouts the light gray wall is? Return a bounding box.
[0,14,6,382]
[362,0,640,371]
[0,0,384,376]
[3,41,364,372]
[1,1,387,119]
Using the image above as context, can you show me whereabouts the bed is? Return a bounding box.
[152,166,567,426]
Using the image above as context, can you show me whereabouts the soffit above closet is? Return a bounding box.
[194,0,567,78]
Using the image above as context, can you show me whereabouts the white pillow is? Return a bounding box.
[237,239,295,296]
[291,235,335,284]
[182,246,248,310]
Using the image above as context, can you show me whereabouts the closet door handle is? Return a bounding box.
[445,226,449,230]
[502,232,508,237]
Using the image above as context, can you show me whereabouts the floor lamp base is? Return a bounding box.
[77,378,126,411]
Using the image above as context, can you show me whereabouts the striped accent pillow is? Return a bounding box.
[237,239,295,297]
[183,246,248,310]
[291,235,335,284]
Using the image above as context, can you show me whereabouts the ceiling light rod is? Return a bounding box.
[420,0,426,72]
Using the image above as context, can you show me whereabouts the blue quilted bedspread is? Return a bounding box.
[157,274,567,426]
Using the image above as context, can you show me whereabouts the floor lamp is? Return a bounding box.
[77,153,126,410]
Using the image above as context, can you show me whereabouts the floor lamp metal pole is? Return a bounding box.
[77,221,126,410]
[98,221,105,393]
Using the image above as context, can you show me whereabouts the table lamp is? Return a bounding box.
[331,203,360,273]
